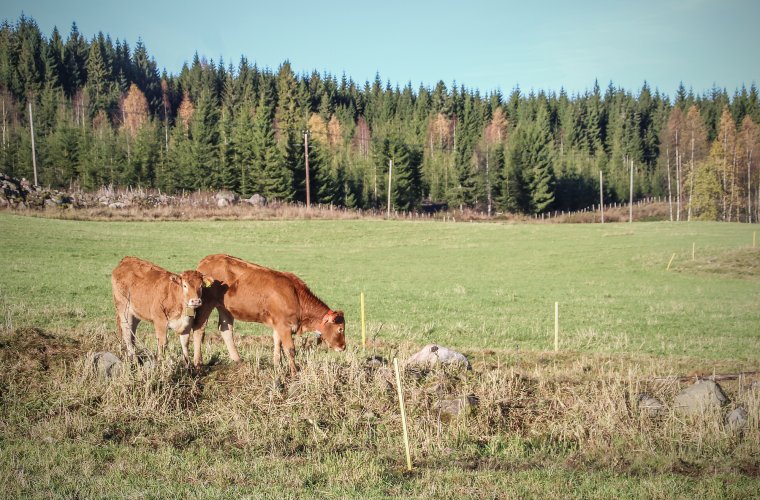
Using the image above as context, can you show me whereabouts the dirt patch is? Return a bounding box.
[0,327,81,375]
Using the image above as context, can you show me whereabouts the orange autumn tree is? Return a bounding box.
[121,83,149,139]
[177,91,195,134]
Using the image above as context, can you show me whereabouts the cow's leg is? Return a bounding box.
[276,324,298,376]
[154,319,168,357]
[218,309,241,363]
[272,329,282,368]
[119,310,139,358]
[190,301,214,367]
[179,332,190,362]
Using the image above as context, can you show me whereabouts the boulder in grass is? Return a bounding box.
[92,352,122,378]
[243,193,267,207]
[726,407,748,433]
[215,190,239,207]
[637,394,667,417]
[674,380,728,414]
[406,344,471,370]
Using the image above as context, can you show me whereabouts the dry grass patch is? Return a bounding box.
[2,327,758,481]
[676,247,760,281]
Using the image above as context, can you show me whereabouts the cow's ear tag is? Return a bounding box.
[203,276,214,288]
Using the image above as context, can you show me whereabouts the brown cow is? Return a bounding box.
[111,256,213,359]
[193,254,346,375]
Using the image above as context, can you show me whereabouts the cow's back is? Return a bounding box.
[112,257,172,319]
[197,254,300,325]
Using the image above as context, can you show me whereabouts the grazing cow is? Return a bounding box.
[193,254,346,375]
[111,256,213,359]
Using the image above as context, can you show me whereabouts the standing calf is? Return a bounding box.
[111,256,213,359]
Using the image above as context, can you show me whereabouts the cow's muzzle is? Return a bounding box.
[187,298,202,308]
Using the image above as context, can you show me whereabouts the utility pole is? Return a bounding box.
[629,158,634,223]
[387,159,393,218]
[599,170,604,223]
[2,96,7,150]
[28,101,38,186]
[304,129,311,209]
[486,143,492,217]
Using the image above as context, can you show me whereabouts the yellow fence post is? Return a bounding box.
[360,292,366,350]
[667,253,676,271]
[554,302,559,352]
[393,358,413,471]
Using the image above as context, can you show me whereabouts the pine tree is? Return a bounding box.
[63,22,87,97]
[521,104,556,213]
[131,39,161,114]
[253,88,290,200]
[217,66,237,190]
[187,89,219,190]
[86,39,109,113]
[231,101,255,197]
[131,121,160,186]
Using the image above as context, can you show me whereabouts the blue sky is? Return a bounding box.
[3,0,759,97]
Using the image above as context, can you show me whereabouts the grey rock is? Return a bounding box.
[638,394,667,416]
[108,202,127,209]
[244,193,267,206]
[726,407,748,433]
[674,380,729,414]
[216,198,230,208]
[406,344,471,370]
[93,352,122,378]
[437,394,479,418]
[214,190,239,205]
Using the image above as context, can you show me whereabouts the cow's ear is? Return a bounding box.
[202,275,214,288]
[334,310,345,324]
[169,275,181,285]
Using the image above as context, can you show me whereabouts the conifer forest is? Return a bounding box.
[2,15,759,220]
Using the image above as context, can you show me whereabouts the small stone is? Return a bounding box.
[674,380,729,414]
[92,352,122,378]
[726,407,748,433]
[437,394,479,419]
[638,394,667,416]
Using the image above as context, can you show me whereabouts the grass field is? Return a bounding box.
[1,212,759,497]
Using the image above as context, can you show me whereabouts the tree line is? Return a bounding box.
[1,15,759,220]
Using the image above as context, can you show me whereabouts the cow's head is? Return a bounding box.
[170,270,214,309]
[317,310,346,352]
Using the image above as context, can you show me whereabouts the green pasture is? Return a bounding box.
[2,212,760,498]
[0,212,758,361]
